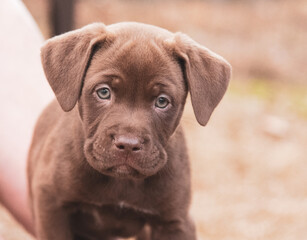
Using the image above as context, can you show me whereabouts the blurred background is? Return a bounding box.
[21,0,307,239]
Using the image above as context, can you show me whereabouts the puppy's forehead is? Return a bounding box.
[110,40,170,80]
[87,23,181,87]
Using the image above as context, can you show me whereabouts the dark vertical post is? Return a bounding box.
[50,0,75,36]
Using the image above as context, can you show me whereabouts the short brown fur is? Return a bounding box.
[28,22,231,240]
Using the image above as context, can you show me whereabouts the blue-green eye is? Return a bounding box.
[155,96,169,109]
[96,87,111,99]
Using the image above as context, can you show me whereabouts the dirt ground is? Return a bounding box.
[186,94,307,240]
[21,0,307,239]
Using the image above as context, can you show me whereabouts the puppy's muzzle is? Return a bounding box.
[85,125,167,178]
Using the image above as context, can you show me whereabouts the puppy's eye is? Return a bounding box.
[96,87,111,100]
[155,96,169,109]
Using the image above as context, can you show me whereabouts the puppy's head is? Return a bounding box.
[41,22,231,179]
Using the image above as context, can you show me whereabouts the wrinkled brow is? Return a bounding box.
[84,70,125,92]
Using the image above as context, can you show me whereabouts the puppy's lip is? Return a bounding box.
[90,147,166,178]
[106,164,145,178]
[109,164,135,174]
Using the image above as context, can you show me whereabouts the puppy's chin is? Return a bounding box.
[84,140,168,179]
[102,164,145,179]
[86,156,167,180]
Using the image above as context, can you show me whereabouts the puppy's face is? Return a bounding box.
[41,22,231,179]
[80,35,187,178]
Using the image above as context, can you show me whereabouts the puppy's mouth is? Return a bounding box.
[106,164,142,178]
[84,137,167,179]
[90,150,148,179]
[86,149,166,179]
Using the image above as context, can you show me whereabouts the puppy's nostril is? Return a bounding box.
[132,147,141,152]
[117,145,125,150]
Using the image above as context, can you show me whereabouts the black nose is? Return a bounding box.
[114,135,142,152]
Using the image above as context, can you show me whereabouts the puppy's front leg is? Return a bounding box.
[151,217,196,240]
[33,190,72,240]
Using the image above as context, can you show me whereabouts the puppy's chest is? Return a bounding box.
[67,201,156,238]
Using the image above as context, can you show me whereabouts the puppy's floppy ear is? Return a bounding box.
[173,33,231,126]
[41,23,107,111]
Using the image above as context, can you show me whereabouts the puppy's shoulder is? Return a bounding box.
[29,99,77,156]
[32,100,63,139]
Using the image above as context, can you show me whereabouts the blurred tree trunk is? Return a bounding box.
[50,0,75,36]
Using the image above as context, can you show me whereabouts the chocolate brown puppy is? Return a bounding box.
[28,22,231,240]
